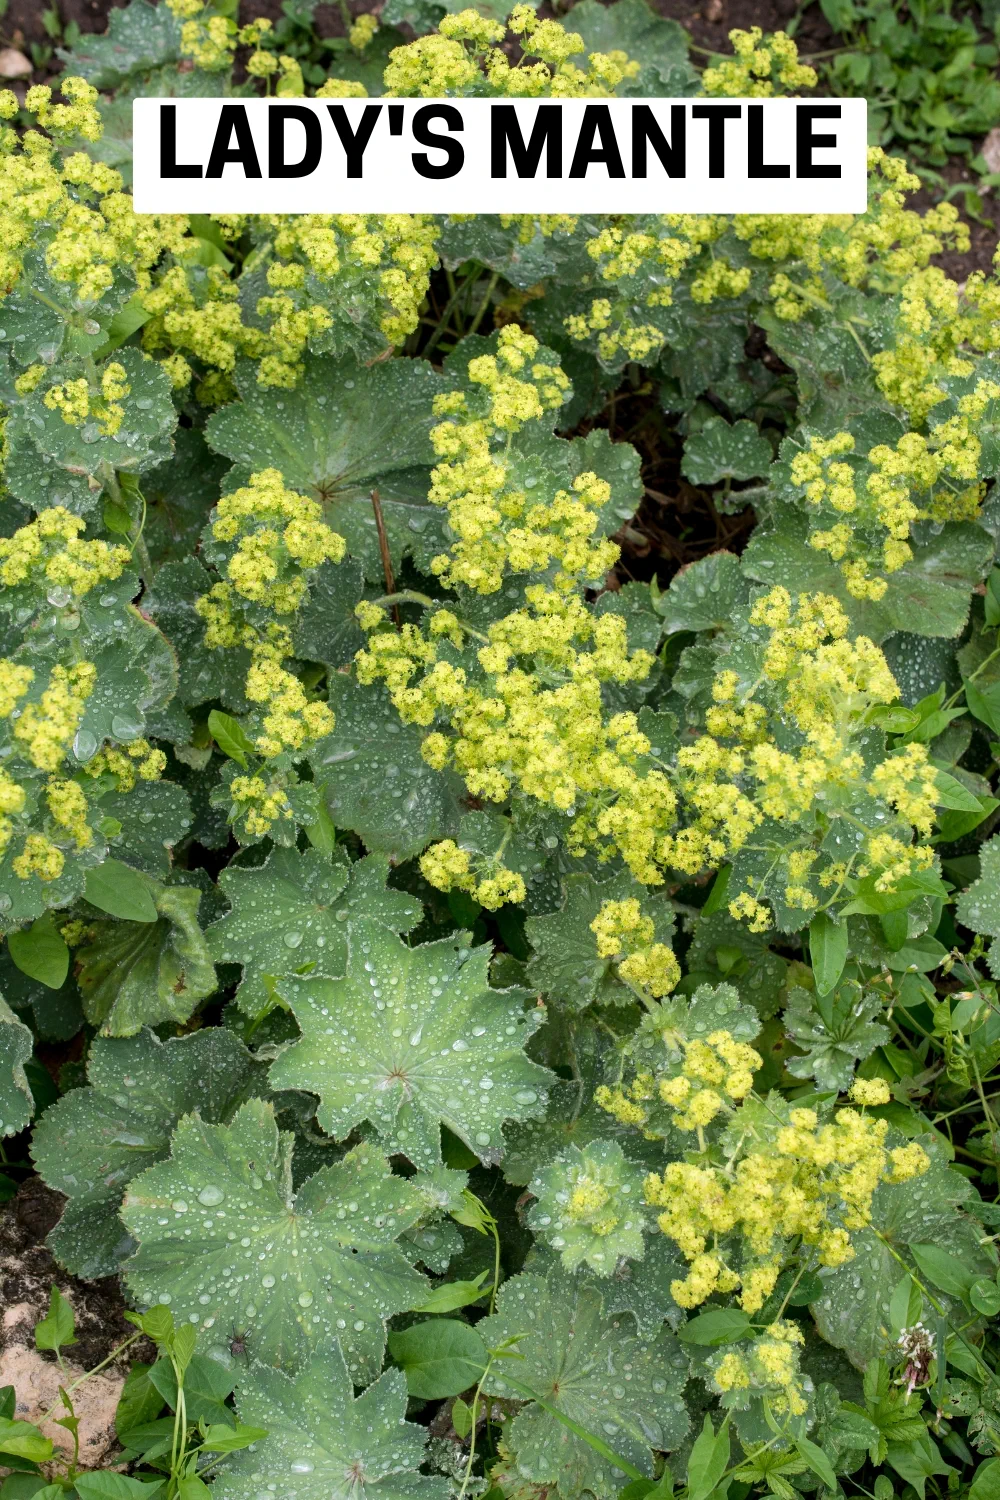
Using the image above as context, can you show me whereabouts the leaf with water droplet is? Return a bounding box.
[0,991,33,1140]
[207,847,421,1019]
[479,1260,690,1499]
[311,676,465,861]
[270,921,551,1170]
[31,1026,264,1278]
[122,1099,430,1379]
[212,1341,449,1500]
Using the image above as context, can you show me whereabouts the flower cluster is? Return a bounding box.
[419,839,526,911]
[0,509,130,599]
[643,1098,929,1316]
[384,5,639,99]
[590,898,680,997]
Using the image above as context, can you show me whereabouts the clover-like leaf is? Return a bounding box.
[783,985,890,1092]
[30,1027,264,1279]
[213,1344,449,1500]
[681,417,773,487]
[207,848,421,1018]
[77,879,217,1036]
[479,1261,690,1499]
[527,1139,649,1276]
[526,872,675,1011]
[0,992,33,1139]
[204,355,447,579]
[269,921,551,1169]
[310,676,465,861]
[122,1098,430,1380]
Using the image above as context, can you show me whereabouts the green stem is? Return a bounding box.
[466,271,500,339]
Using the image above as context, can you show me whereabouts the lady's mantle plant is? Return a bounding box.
[0,5,999,1500]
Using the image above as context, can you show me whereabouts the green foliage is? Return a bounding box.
[1,7,1000,1500]
[212,1345,449,1500]
[121,1099,430,1379]
[269,922,551,1167]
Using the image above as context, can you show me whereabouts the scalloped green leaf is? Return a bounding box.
[207,847,421,1018]
[30,1027,263,1278]
[213,1344,449,1500]
[270,921,551,1169]
[77,879,216,1035]
[956,833,1000,939]
[121,1099,430,1379]
[204,355,447,579]
[310,676,465,861]
[0,992,33,1139]
[478,1261,690,1499]
[563,0,698,94]
[56,0,181,87]
[681,418,773,486]
[142,557,249,712]
[655,553,750,635]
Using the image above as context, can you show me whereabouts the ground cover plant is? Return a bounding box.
[2,4,1000,1500]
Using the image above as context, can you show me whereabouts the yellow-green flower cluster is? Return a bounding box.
[642,1101,929,1315]
[710,1321,810,1420]
[590,897,680,998]
[701,27,817,98]
[384,5,639,99]
[43,361,132,438]
[83,739,166,792]
[228,772,295,840]
[0,508,130,598]
[790,386,996,598]
[0,93,189,306]
[11,662,96,774]
[356,584,671,880]
[426,331,615,595]
[419,838,526,910]
[207,468,345,614]
[597,1026,761,1138]
[195,472,344,790]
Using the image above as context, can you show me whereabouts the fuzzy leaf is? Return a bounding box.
[77,880,217,1036]
[810,1154,993,1366]
[681,418,773,486]
[56,0,181,87]
[207,848,421,1018]
[213,1345,449,1500]
[204,355,447,580]
[311,676,465,861]
[564,0,697,93]
[0,992,33,1139]
[528,1139,649,1276]
[479,1262,690,1499]
[30,1027,263,1278]
[142,558,249,712]
[122,1099,429,1379]
[270,922,551,1168]
[654,553,750,634]
[956,833,1000,938]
